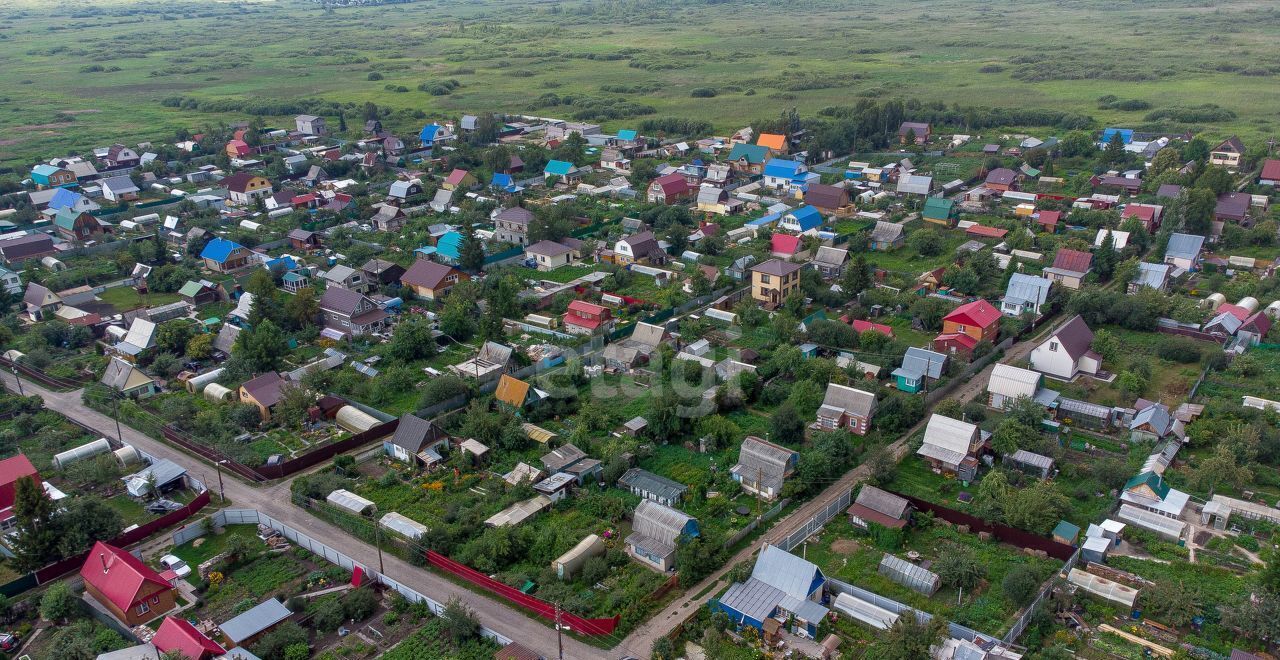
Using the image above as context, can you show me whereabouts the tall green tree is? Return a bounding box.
[234,319,289,373]
[458,222,485,273]
[12,476,58,571]
[1102,131,1127,165]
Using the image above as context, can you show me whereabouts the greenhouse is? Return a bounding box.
[877,554,941,596]
[1116,504,1186,541]
[327,489,376,515]
[52,438,111,469]
[379,512,427,540]
[832,592,899,630]
[1067,568,1138,607]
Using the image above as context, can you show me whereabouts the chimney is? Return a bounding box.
[100,551,109,574]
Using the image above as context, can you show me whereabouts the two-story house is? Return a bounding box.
[613,231,666,266]
[816,383,878,435]
[750,259,803,306]
[220,173,274,205]
[493,207,535,246]
[563,300,613,335]
[321,264,368,293]
[933,299,1000,359]
[320,287,387,337]
[1210,136,1245,170]
[400,259,468,300]
[200,238,250,273]
[52,209,105,242]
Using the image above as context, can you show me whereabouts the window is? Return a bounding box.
[760,274,771,284]
[1049,341,1058,352]
[137,601,150,614]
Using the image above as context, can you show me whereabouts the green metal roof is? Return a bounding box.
[1123,471,1169,499]
[178,281,205,297]
[1052,520,1080,542]
[922,196,955,219]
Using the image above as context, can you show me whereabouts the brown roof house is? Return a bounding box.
[804,183,851,215]
[847,485,911,530]
[1042,248,1093,290]
[383,413,450,465]
[984,168,1020,193]
[750,258,803,306]
[239,372,288,421]
[898,122,931,145]
[525,239,581,271]
[22,282,62,321]
[0,233,56,266]
[493,206,535,246]
[219,173,273,205]
[613,231,666,266]
[1210,136,1245,169]
[401,259,468,300]
[361,258,405,287]
[320,287,387,338]
[815,383,877,436]
[1029,315,1101,381]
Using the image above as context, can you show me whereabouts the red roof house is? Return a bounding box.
[939,299,1001,344]
[0,455,39,523]
[849,318,894,337]
[770,233,803,258]
[1033,210,1061,232]
[224,139,251,158]
[965,225,1008,240]
[647,173,693,205]
[1216,304,1251,322]
[933,332,980,359]
[563,300,612,335]
[153,616,226,660]
[1242,312,1273,338]
[1121,204,1162,232]
[1261,159,1280,185]
[80,541,177,626]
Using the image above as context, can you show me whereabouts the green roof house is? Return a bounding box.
[1123,471,1170,501]
[922,197,957,227]
[1052,520,1080,545]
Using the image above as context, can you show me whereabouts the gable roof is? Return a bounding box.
[763,159,803,179]
[80,541,172,612]
[751,545,824,599]
[495,373,533,408]
[869,221,904,243]
[389,414,447,452]
[783,205,823,231]
[1165,233,1205,260]
[943,299,1000,329]
[898,347,946,380]
[526,239,574,258]
[219,172,267,193]
[200,237,245,263]
[218,598,292,645]
[494,206,534,226]
[1005,273,1051,308]
[320,286,369,316]
[1261,159,1280,181]
[1133,262,1171,289]
[241,372,286,408]
[821,383,877,418]
[1051,248,1093,274]
[1049,315,1095,360]
[752,258,803,277]
[154,617,226,659]
[757,133,787,150]
[985,168,1017,186]
[444,169,471,186]
[618,468,686,501]
[771,233,801,256]
[401,259,458,290]
[920,414,978,462]
[101,175,139,195]
[545,160,575,176]
[853,485,910,521]
[1216,192,1250,220]
[651,173,690,196]
[542,443,587,472]
[101,356,154,391]
[922,196,955,220]
[804,183,848,210]
[812,245,848,267]
[631,499,695,547]
[988,363,1041,398]
[48,187,87,210]
[1214,136,1245,153]
[727,142,770,165]
[1124,471,1170,499]
[621,230,661,258]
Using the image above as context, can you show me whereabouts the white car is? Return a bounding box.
[158,554,191,579]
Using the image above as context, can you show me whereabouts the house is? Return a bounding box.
[898,121,930,144]
[540,443,603,485]
[322,264,368,293]
[934,299,1000,360]
[220,173,273,205]
[1042,248,1092,290]
[762,159,806,193]
[1129,262,1172,293]
[0,267,20,296]
[613,231,665,266]
[804,184,850,214]
[101,356,157,398]
[922,197,957,226]
[526,240,580,271]
[31,164,75,188]
[371,205,407,233]
[362,258,404,287]
[1121,470,1188,520]
[603,321,669,369]
[80,541,177,626]
[419,123,448,148]
[533,472,576,502]
[295,114,327,135]
[778,205,823,235]
[732,436,799,501]
[383,414,449,465]
[101,175,140,202]
[495,374,543,413]
[1121,203,1163,232]
[626,500,698,572]
[225,139,251,159]
[847,485,911,529]
[757,132,788,153]
[200,238,250,273]
[387,179,422,202]
[1030,315,1101,380]
[401,259,468,300]
[984,168,1019,193]
[896,174,933,196]
[1092,175,1142,195]
[1215,192,1251,223]
[47,187,100,215]
[1156,184,1184,200]
[102,144,140,168]
[114,317,158,358]
[287,228,320,251]
[725,143,771,175]
[0,233,56,265]
[53,209,106,242]
[868,221,904,251]
[850,318,893,338]
[987,363,1044,410]
[544,160,581,185]
[442,169,477,191]
[770,234,803,260]
[1209,136,1245,169]
[494,207,535,245]
[647,173,693,205]
[810,246,848,279]
[1129,403,1183,443]
[1094,228,1130,251]
[1261,159,1280,186]
[619,468,687,507]
[696,186,737,216]
[715,545,828,638]
[218,598,292,650]
[815,383,877,435]
[563,300,613,335]
[1163,233,1205,271]
[1033,209,1061,233]
[916,414,985,480]
[0,455,39,530]
[177,280,218,306]
[320,287,387,337]
[750,259,803,306]
[153,617,226,660]
[891,347,947,394]
[1002,273,1051,317]
[239,372,287,421]
[22,282,61,321]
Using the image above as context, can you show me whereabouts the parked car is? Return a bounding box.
[0,632,19,651]
[158,554,191,579]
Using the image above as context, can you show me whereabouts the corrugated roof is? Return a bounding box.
[821,383,877,418]
[1165,232,1205,260]
[751,545,823,599]
[921,414,977,457]
[219,598,292,644]
[618,468,686,502]
[988,363,1041,398]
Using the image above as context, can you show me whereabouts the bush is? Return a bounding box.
[253,622,309,659]
[1156,338,1202,364]
[311,596,346,631]
[1002,565,1042,606]
[344,587,379,621]
[690,87,717,98]
[367,72,383,81]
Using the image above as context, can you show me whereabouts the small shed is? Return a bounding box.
[553,534,606,580]
[1081,535,1111,564]
[218,598,292,649]
[379,512,428,540]
[1006,449,1055,479]
[877,554,940,595]
[623,416,648,436]
[1052,520,1081,545]
[327,489,376,515]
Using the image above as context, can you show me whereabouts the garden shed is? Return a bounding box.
[1006,449,1055,479]
[877,554,940,595]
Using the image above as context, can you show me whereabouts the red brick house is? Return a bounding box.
[934,299,1000,360]
[81,541,177,626]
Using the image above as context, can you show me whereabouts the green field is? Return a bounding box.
[3,0,1280,168]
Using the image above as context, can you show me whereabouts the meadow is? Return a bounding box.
[2,0,1280,169]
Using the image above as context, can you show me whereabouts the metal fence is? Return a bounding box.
[775,488,853,552]
[173,508,514,646]
[1002,546,1080,644]
[721,498,790,550]
[826,577,997,645]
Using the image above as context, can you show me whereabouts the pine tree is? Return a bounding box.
[1103,131,1126,165]
[12,477,58,571]
[841,253,872,296]
[459,222,485,273]
[1095,232,1118,280]
[337,112,347,133]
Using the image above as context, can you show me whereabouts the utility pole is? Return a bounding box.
[10,367,23,396]
[375,521,385,576]
[215,460,227,503]
[112,392,124,444]
[555,602,564,660]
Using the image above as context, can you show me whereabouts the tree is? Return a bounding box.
[909,228,945,256]
[186,333,214,360]
[12,476,58,571]
[442,597,480,643]
[1094,231,1117,279]
[1143,579,1203,628]
[674,533,721,583]
[243,269,280,327]
[387,316,438,361]
[54,498,124,557]
[234,319,289,373]
[439,294,476,340]
[1183,188,1216,234]
[769,402,805,443]
[1194,165,1233,195]
[1002,565,1042,606]
[933,545,984,589]
[1004,480,1069,534]
[1189,445,1252,496]
[865,614,947,660]
[1184,136,1209,163]
[252,622,309,660]
[282,288,319,330]
[1102,131,1127,165]
[40,581,80,622]
[156,319,195,355]
[841,253,872,296]
[972,470,1009,522]
[991,419,1040,456]
[1150,147,1181,175]
[274,384,314,430]
[458,222,485,273]
[1058,131,1094,158]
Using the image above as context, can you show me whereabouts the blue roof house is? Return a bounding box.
[616,129,638,142]
[491,173,522,194]
[762,159,807,193]
[713,545,828,638]
[1100,128,1134,145]
[419,123,443,148]
[435,231,464,265]
[200,237,250,273]
[544,160,579,184]
[778,205,823,234]
[47,188,100,214]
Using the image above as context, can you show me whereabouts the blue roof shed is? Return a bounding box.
[617,129,638,141]
[544,160,575,177]
[1101,128,1133,145]
[48,188,85,211]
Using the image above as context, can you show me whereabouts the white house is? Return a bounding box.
[1001,273,1051,317]
[1029,315,1101,381]
[987,363,1043,409]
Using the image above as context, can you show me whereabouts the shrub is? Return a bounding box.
[367,72,383,81]
[690,87,717,98]
[1002,565,1042,606]
[1156,338,1202,364]
[344,587,379,621]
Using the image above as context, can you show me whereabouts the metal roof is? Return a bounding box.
[719,577,784,623]
[922,414,977,457]
[219,598,292,644]
[618,468,686,502]
[751,545,823,600]
[988,363,1041,399]
[1004,273,1051,307]
[1165,233,1205,260]
[1008,449,1054,470]
[631,500,695,547]
[379,511,428,540]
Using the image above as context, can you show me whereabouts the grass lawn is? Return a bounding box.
[97,286,182,312]
[862,228,968,276]
[170,524,260,568]
[524,264,598,284]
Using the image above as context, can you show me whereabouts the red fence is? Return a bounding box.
[33,489,212,585]
[889,491,1077,562]
[425,550,621,636]
[0,356,82,390]
[1156,325,1226,343]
